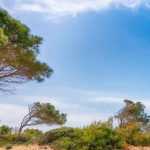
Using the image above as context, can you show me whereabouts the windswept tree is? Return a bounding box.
[18,102,67,135]
[115,99,150,129]
[0,9,53,91]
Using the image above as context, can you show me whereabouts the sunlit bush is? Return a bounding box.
[42,122,124,150]
[116,123,150,146]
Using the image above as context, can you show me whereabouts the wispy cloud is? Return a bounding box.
[0,0,150,20]
[0,102,110,129]
[0,103,27,127]
[0,86,150,129]
[0,97,111,129]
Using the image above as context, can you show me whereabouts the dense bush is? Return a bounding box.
[132,132,150,146]
[0,125,11,135]
[41,122,124,150]
[39,127,82,145]
[79,122,124,150]
[116,123,150,146]
[0,135,13,146]
[0,128,43,146]
[23,129,43,142]
[0,123,149,148]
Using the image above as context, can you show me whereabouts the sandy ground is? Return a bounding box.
[0,145,53,150]
[127,146,150,150]
[0,145,150,150]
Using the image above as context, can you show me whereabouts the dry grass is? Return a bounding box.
[0,145,53,150]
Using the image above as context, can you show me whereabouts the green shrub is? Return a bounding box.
[132,132,150,146]
[42,122,124,150]
[0,136,11,147]
[39,127,82,145]
[79,122,124,150]
[23,128,43,142]
[12,135,29,144]
[116,123,150,146]
[0,125,11,135]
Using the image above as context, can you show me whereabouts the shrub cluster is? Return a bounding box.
[40,122,124,150]
[116,123,150,146]
[0,128,43,146]
[0,122,150,149]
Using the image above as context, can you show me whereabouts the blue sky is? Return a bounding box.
[0,0,150,129]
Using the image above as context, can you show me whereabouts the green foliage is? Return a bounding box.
[13,135,30,144]
[116,123,150,146]
[23,129,43,141]
[80,122,124,150]
[132,132,150,146]
[0,9,53,91]
[114,100,150,146]
[0,28,8,46]
[0,125,11,135]
[0,134,15,147]
[115,100,150,129]
[33,102,67,125]
[39,127,82,145]
[42,122,124,150]
[18,102,67,134]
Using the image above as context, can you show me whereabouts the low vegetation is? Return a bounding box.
[42,123,124,150]
[0,100,149,150]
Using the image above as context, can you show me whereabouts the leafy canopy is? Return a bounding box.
[115,100,150,128]
[0,9,53,91]
[19,102,67,134]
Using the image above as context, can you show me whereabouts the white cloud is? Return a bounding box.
[0,86,150,130]
[0,0,150,20]
[0,101,110,129]
[0,91,119,129]
[0,88,150,130]
[15,0,113,16]
[67,111,111,127]
[0,103,27,127]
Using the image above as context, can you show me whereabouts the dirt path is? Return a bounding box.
[0,145,150,150]
[127,146,150,150]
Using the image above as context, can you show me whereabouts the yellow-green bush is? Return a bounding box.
[116,123,150,146]
[42,122,124,150]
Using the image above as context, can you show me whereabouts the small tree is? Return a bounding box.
[115,100,150,129]
[18,102,67,135]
